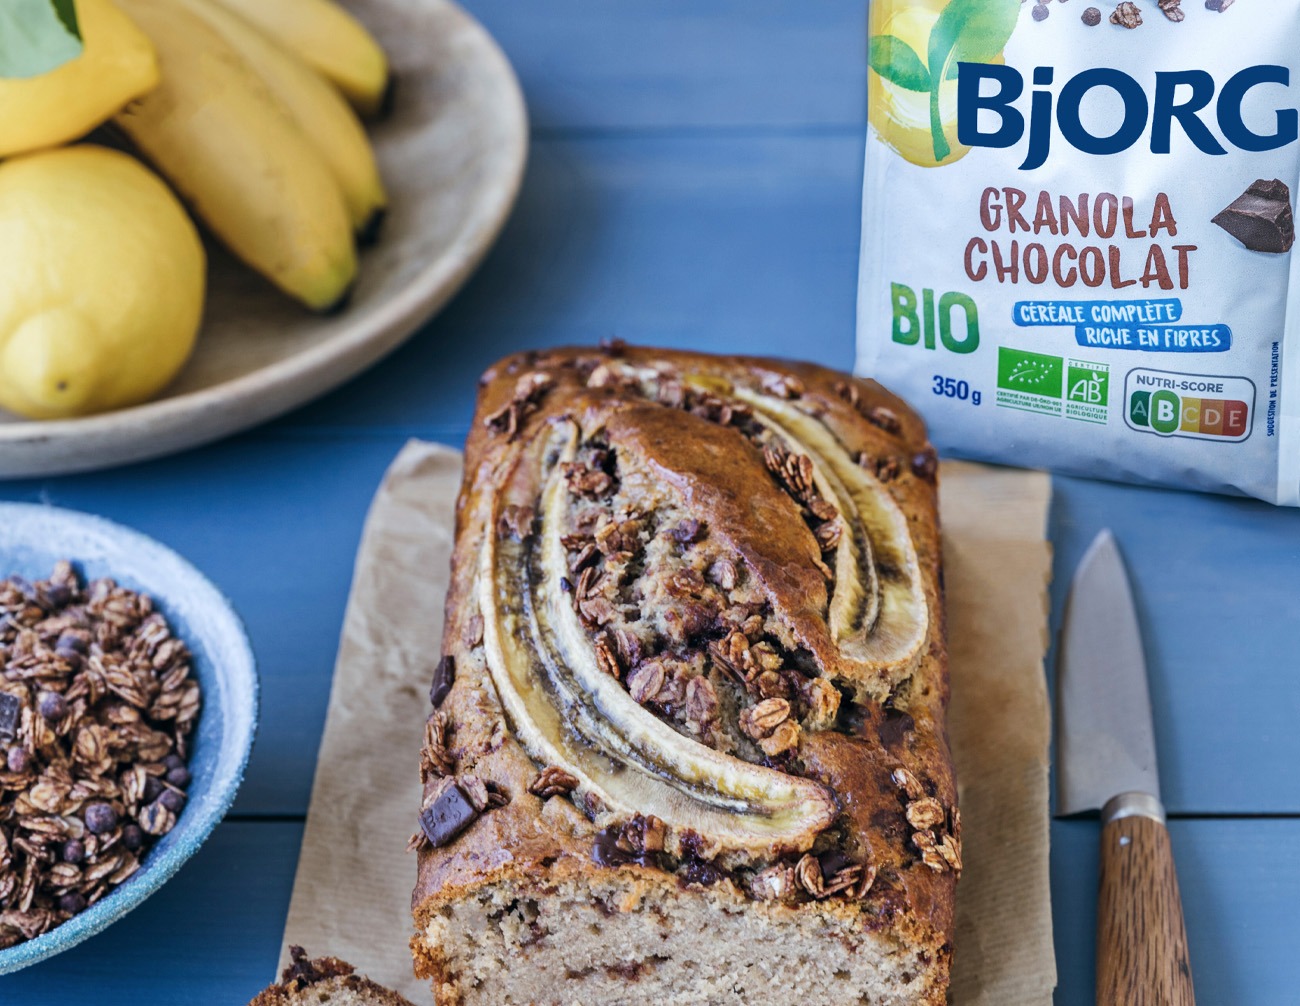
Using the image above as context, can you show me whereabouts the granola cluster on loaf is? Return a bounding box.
[411,346,957,1006]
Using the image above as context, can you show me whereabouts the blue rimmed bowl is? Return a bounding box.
[0,503,258,975]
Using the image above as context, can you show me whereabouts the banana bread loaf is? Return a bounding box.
[410,345,957,1005]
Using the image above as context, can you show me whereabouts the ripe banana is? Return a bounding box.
[732,387,929,682]
[211,0,391,118]
[480,422,839,858]
[176,0,387,240]
[114,0,356,311]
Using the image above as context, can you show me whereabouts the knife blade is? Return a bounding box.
[1057,528,1159,816]
[1057,529,1196,1006]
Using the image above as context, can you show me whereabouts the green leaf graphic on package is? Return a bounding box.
[868,0,1019,167]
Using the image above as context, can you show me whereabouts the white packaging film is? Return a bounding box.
[857,0,1300,505]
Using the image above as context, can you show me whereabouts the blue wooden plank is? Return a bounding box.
[1049,476,1300,814]
[283,133,864,434]
[457,0,866,133]
[0,821,300,1003]
[0,434,407,816]
[1051,817,1300,1005]
[1,816,1295,1005]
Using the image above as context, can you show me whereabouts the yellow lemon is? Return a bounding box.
[868,0,1005,168]
[0,0,160,158]
[0,146,205,419]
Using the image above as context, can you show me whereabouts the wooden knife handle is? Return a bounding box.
[1097,793,1195,1006]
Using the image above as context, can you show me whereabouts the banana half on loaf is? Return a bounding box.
[411,346,957,1005]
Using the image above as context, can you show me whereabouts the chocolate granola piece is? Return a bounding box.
[0,692,18,742]
[528,765,580,798]
[1213,179,1296,254]
[668,518,705,544]
[1158,0,1185,20]
[911,448,939,483]
[0,564,201,951]
[282,946,356,989]
[1082,6,1103,23]
[1111,1,1142,26]
[419,779,480,849]
[429,655,455,708]
[1205,0,1233,9]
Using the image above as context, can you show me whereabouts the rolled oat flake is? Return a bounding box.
[860,0,1300,505]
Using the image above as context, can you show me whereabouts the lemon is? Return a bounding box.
[0,146,205,419]
[868,0,1004,168]
[0,0,160,158]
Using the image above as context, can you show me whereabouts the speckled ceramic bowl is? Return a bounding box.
[0,504,258,975]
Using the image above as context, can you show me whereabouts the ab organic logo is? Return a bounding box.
[996,348,1110,424]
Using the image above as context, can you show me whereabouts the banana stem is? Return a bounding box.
[929,81,951,162]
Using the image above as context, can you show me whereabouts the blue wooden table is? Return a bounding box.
[3,2,1297,1001]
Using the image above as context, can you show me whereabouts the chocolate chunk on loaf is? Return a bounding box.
[249,948,415,1006]
[411,346,957,1005]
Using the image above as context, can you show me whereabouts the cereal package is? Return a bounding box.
[858,0,1300,503]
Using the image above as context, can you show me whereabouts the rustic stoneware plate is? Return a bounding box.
[0,0,527,477]
[0,504,258,974]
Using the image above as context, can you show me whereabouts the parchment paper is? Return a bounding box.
[276,442,1057,1004]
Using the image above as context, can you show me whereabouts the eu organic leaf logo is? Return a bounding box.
[868,0,1019,163]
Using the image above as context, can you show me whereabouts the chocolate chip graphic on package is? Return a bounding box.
[1033,3,1050,19]
[1111,2,1143,27]
[1082,6,1103,22]
[1213,179,1296,254]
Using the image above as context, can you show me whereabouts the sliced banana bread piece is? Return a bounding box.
[249,947,415,1006]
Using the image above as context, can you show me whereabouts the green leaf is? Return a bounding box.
[0,0,84,79]
[925,0,1020,162]
[51,0,80,39]
[927,0,1020,86]
[868,34,932,93]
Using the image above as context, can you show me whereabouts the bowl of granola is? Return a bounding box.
[0,503,257,973]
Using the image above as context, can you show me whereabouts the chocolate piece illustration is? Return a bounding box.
[1213,179,1296,254]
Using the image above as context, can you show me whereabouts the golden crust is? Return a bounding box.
[412,346,956,1001]
[247,949,416,1006]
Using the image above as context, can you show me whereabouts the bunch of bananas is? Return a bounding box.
[0,0,390,419]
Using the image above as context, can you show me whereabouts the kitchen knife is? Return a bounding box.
[1058,529,1195,1006]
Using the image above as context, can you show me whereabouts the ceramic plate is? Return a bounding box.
[0,503,258,974]
[0,0,527,477]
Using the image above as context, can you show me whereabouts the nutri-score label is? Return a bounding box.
[857,0,1300,504]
